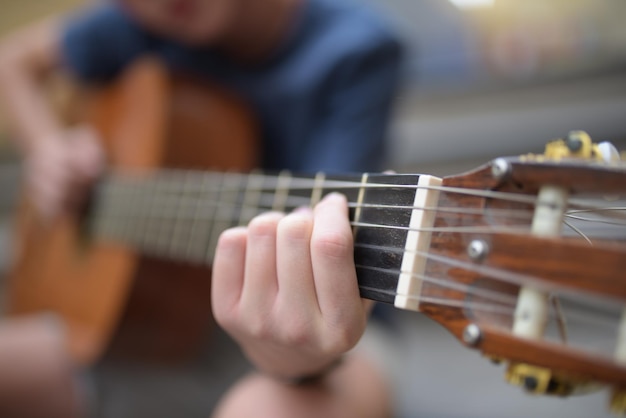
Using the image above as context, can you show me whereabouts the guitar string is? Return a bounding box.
[3,169,624,346]
[92,176,620,253]
[99,189,533,220]
[98,181,626,221]
[354,258,623,333]
[354,263,518,307]
[118,225,619,336]
[565,214,626,226]
[94,181,626,306]
[94,202,532,236]
[117,231,621,336]
[353,241,622,305]
[355,245,623,336]
[3,163,624,216]
[567,207,626,216]
[92,199,624,288]
[359,242,624,305]
[108,166,626,209]
[93,193,626,238]
[4,170,614,347]
[102,175,540,205]
[355,281,620,334]
[96,194,625,332]
[562,219,593,245]
[116,171,626,216]
[6,168,623,329]
[97,176,626,223]
[95,174,625,225]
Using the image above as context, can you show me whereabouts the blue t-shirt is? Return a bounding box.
[62,0,402,172]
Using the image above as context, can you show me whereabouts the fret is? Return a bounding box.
[205,173,244,263]
[96,179,134,244]
[319,174,363,221]
[153,171,186,256]
[101,181,120,240]
[92,181,115,240]
[272,170,291,212]
[118,178,140,246]
[310,172,326,207]
[185,172,218,264]
[129,175,156,250]
[116,181,139,243]
[168,171,198,260]
[141,175,174,255]
[285,173,315,212]
[352,173,369,235]
[135,176,155,252]
[353,174,422,304]
[238,171,264,226]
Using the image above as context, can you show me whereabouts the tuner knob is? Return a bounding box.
[610,388,626,415]
[505,363,600,397]
[506,363,572,396]
[540,131,620,163]
[597,141,621,164]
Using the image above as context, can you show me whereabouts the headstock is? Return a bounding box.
[411,132,626,413]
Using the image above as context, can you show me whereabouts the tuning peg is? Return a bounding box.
[597,141,621,164]
[610,388,626,415]
[506,363,601,397]
[540,131,622,164]
[543,131,595,160]
[506,363,573,396]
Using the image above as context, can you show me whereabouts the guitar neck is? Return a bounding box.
[90,169,428,304]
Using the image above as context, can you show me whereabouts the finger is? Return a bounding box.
[212,227,247,324]
[275,207,318,314]
[67,127,105,181]
[310,193,363,323]
[239,212,284,314]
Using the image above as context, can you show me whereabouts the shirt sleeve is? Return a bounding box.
[61,5,153,83]
[298,35,403,173]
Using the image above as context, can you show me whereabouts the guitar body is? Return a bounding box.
[7,59,259,365]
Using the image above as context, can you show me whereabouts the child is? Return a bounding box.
[0,0,402,416]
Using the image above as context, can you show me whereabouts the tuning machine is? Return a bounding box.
[505,363,599,397]
[505,131,620,410]
[611,388,626,415]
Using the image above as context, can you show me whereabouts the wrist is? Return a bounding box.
[271,356,345,386]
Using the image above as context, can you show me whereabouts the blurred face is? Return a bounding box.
[120,0,240,45]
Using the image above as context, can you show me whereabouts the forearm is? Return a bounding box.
[0,19,64,154]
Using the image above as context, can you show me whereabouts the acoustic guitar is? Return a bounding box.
[5,59,626,415]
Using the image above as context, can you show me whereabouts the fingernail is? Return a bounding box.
[322,192,345,203]
[292,206,313,214]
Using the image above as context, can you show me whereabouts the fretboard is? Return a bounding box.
[90,169,424,304]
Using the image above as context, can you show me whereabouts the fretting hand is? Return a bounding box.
[212,192,372,380]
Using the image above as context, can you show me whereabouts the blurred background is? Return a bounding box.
[381,0,626,175]
[0,0,625,417]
